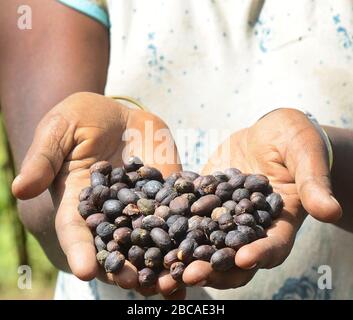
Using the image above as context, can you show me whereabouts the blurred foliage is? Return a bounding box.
[0,115,57,299]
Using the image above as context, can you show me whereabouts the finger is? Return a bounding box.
[111,261,139,289]
[164,288,186,300]
[136,286,158,297]
[286,122,342,222]
[182,260,256,290]
[156,270,182,296]
[54,174,98,281]
[12,114,74,200]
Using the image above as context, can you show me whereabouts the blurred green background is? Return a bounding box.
[0,115,57,299]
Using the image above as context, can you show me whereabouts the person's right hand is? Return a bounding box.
[11,92,185,298]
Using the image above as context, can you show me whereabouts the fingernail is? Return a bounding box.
[246,263,257,270]
[169,287,179,295]
[13,175,22,185]
[195,280,207,287]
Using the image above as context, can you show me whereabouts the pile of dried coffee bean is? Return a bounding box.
[78,157,283,287]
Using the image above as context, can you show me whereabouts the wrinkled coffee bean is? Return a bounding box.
[110,167,129,185]
[104,251,125,273]
[213,171,229,183]
[224,168,242,179]
[96,250,109,266]
[228,173,247,189]
[174,178,194,194]
[144,247,163,269]
[134,179,149,191]
[218,212,236,232]
[134,190,148,200]
[188,215,203,231]
[118,188,139,205]
[102,199,124,220]
[95,235,107,251]
[122,203,140,216]
[113,227,132,247]
[197,175,219,195]
[211,207,230,221]
[130,228,152,247]
[123,156,143,172]
[222,200,237,215]
[164,172,181,187]
[86,213,107,232]
[237,225,257,242]
[169,196,190,215]
[114,215,131,228]
[225,230,249,250]
[193,245,216,261]
[232,188,250,202]
[254,210,272,228]
[180,171,199,182]
[128,245,145,270]
[150,228,173,252]
[131,214,144,229]
[79,186,93,201]
[142,180,164,198]
[106,240,120,252]
[126,171,140,186]
[210,230,227,249]
[200,217,219,236]
[166,214,183,228]
[190,195,221,216]
[250,192,268,210]
[234,198,254,215]
[266,192,284,218]
[154,205,172,220]
[177,238,198,263]
[138,267,157,287]
[168,217,188,241]
[215,182,233,201]
[155,187,178,205]
[78,200,97,218]
[234,213,256,227]
[90,161,112,175]
[210,247,236,271]
[244,174,269,192]
[137,198,157,215]
[137,166,163,182]
[90,185,111,208]
[186,229,207,245]
[110,182,129,193]
[142,215,166,231]
[170,262,185,281]
[163,248,179,269]
[91,172,109,187]
[96,222,116,242]
[254,224,266,238]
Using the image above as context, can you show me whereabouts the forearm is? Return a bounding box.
[0,0,109,270]
[324,126,353,232]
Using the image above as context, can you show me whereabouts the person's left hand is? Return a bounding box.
[175,108,342,289]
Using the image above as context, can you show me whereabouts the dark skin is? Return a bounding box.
[1,0,353,298]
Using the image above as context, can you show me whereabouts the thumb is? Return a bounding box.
[12,114,74,200]
[287,123,342,222]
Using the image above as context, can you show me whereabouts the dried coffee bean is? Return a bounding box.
[102,199,124,220]
[197,175,219,195]
[123,156,143,172]
[180,171,199,182]
[79,186,93,201]
[104,251,125,273]
[126,171,140,186]
[137,198,157,215]
[131,214,144,229]
[232,188,250,202]
[142,180,164,198]
[234,213,256,227]
[106,240,121,252]
[110,167,129,185]
[128,245,145,270]
[142,215,166,231]
[237,225,257,242]
[266,192,284,218]
[224,168,242,179]
[118,188,139,205]
[90,185,111,208]
[250,192,268,210]
[225,230,249,250]
[177,238,197,263]
[138,268,157,287]
[186,229,207,245]
[254,225,266,238]
[155,187,178,205]
[192,176,203,190]
[90,161,112,175]
[96,222,116,242]
[210,230,227,249]
[211,207,230,221]
[166,214,183,228]
[200,217,219,236]
[193,245,216,262]
[234,198,254,215]
[222,200,237,215]
[218,212,236,232]
[96,250,109,266]
[130,228,152,247]
[254,210,272,228]
[113,227,132,247]
[163,248,179,269]
[154,206,171,220]
[137,166,163,182]
[86,213,107,232]
[190,195,222,216]
[144,247,163,269]
[210,248,236,271]
[181,193,197,205]
[78,200,97,218]
[114,215,131,228]
[135,179,149,191]
[169,196,190,215]
[213,171,229,183]
[188,215,203,231]
[168,217,188,241]
[244,174,269,192]
[110,182,129,193]
[228,174,247,189]
[170,262,185,281]
[95,235,107,251]
[174,178,194,194]
[91,172,108,187]
[215,182,234,201]
[134,190,148,200]
[122,203,140,216]
[150,228,173,252]
[109,188,118,200]
[164,172,182,187]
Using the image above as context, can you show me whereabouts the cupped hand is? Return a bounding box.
[181,108,342,289]
[12,92,185,298]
